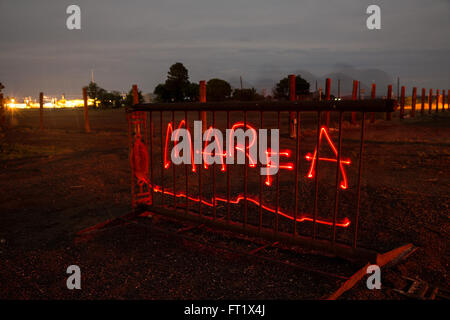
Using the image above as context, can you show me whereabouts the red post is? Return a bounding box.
[399,86,405,119]
[132,84,139,105]
[39,92,44,130]
[83,87,91,133]
[0,93,4,127]
[411,87,417,118]
[370,83,376,123]
[289,74,296,138]
[428,89,433,114]
[325,78,331,126]
[200,80,207,132]
[436,89,440,112]
[386,85,393,120]
[351,80,358,124]
[421,88,425,115]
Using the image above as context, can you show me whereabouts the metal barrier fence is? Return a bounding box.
[127,79,400,263]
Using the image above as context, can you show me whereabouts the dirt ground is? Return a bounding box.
[0,107,448,299]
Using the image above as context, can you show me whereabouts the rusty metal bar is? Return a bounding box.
[429,89,433,114]
[213,111,216,219]
[370,83,376,123]
[386,85,393,120]
[200,81,207,133]
[160,111,165,205]
[129,99,396,113]
[198,110,202,216]
[150,111,154,203]
[351,81,358,124]
[312,110,321,239]
[259,111,263,232]
[399,86,405,119]
[411,87,417,118]
[354,112,366,248]
[289,75,296,139]
[185,110,189,213]
[172,111,176,208]
[332,111,344,242]
[436,90,440,112]
[226,111,230,222]
[275,111,280,234]
[244,110,248,226]
[293,110,300,236]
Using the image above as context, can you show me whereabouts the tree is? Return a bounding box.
[232,88,264,101]
[206,78,232,101]
[273,75,310,100]
[154,62,193,102]
[87,81,103,106]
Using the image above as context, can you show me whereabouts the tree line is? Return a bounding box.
[86,62,310,107]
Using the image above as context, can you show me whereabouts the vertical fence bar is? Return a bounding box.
[185,110,188,214]
[198,110,202,216]
[386,85,393,120]
[411,87,417,118]
[150,111,154,203]
[82,87,91,133]
[436,90,440,112]
[370,83,376,123]
[293,110,300,236]
[212,111,216,219]
[39,92,44,130]
[399,86,405,119]
[200,81,207,133]
[332,112,344,242]
[259,111,263,232]
[312,110,321,239]
[429,89,433,114]
[275,111,280,234]
[421,88,426,115]
[354,112,366,248]
[226,111,230,221]
[172,110,176,208]
[160,111,165,205]
[289,75,296,138]
[244,110,248,227]
[325,78,331,126]
[351,81,358,124]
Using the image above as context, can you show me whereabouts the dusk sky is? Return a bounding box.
[1,0,449,99]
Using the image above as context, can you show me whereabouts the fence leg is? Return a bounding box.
[83,87,91,133]
[351,80,358,124]
[436,90,440,112]
[370,83,376,123]
[39,92,44,130]
[399,86,405,119]
[428,89,433,114]
[289,74,296,138]
[200,80,207,133]
[386,85,392,120]
[410,87,416,118]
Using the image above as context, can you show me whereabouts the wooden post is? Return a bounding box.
[428,89,433,114]
[200,80,207,133]
[370,83,376,123]
[39,92,44,130]
[83,87,91,133]
[289,75,296,138]
[411,87,417,118]
[399,86,405,119]
[436,90,440,112]
[386,85,392,120]
[351,80,358,124]
[132,84,139,105]
[421,88,425,115]
[0,93,4,127]
[325,78,331,127]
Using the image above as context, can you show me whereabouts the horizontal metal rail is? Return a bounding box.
[128,99,397,113]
